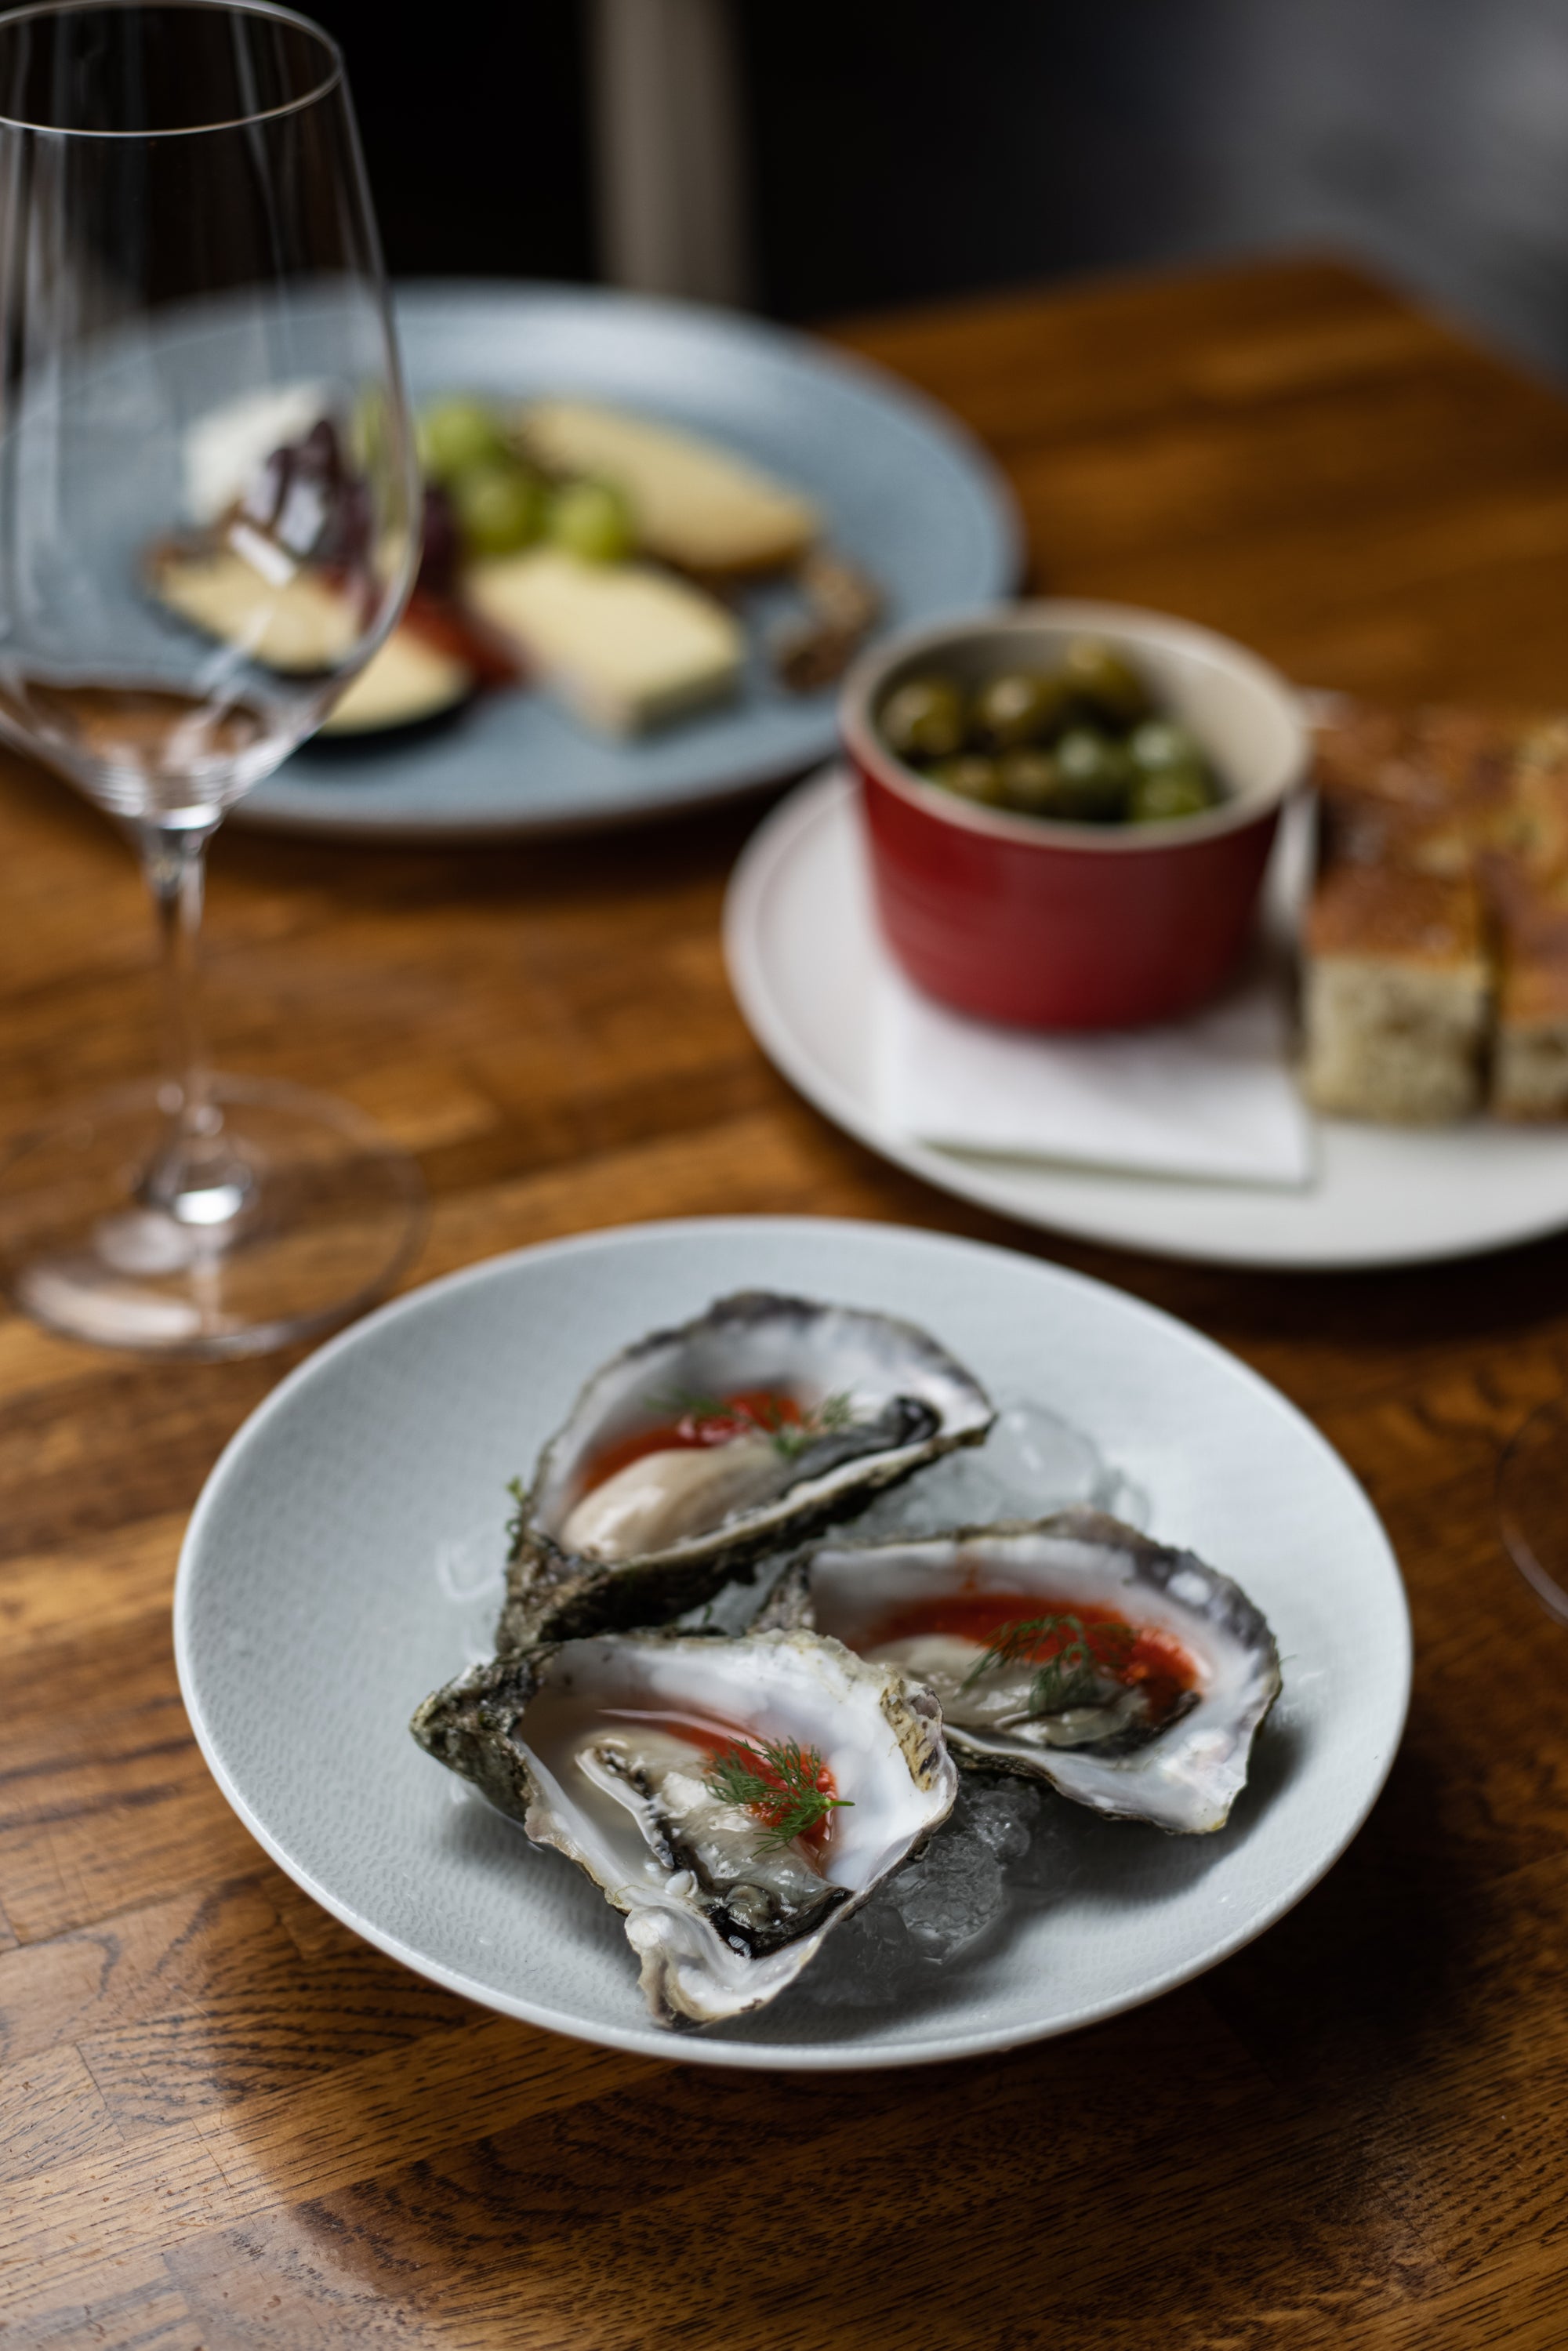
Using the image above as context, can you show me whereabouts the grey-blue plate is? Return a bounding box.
[236,282,1021,842]
[173,1216,1408,2070]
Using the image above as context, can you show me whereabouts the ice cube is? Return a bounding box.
[962,1776,1040,1863]
[848,1397,1122,1544]
[889,1831,1007,1958]
[797,1895,915,2006]
[983,1401,1106,1515]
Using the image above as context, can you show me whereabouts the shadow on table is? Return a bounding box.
[223,1736,1475,2351]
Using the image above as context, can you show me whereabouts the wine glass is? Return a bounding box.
[1499,1398,1568,1627]
[0,0,424,1355]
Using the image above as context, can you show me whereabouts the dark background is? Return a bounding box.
[314,0,1568,374]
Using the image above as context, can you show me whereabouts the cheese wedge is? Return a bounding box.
[518,399,818,577]
[152,544,361,673]
[468,550,743,735]
[321,626,472,734]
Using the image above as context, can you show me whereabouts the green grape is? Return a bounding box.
[546,477,636,563]
[450,459,544,557]
[418,396,507,484]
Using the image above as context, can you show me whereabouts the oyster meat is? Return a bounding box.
[498,1290,993,1648]
[789,1510,1280,1834]
[412,1627,957,2026]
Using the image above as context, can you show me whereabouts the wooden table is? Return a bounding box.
[5,254,1568,2349]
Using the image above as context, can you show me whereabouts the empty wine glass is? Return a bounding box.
[0,0,424,1355]
[1499,1397,1568,1627]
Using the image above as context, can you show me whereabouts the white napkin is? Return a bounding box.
[871,939,1313,1189]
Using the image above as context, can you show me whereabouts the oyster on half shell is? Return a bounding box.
[411,1628,957,2026]
[771,1510,1279,1834]
[497,1291,993,1649]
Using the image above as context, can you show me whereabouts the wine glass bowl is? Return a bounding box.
[0,0,425,1355]
[1498,1395,1568,1630]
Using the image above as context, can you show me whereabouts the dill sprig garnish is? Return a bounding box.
[960,1613,1138,1717]
[648,1388,855,1460]
[765,1390,854,1458]
[703,1736,852,1848]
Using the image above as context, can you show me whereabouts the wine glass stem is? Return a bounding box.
[133,816,251,1224]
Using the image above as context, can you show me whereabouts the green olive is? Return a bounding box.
[1060,637,1154,730]
[927,753,1007,806]
[1130,765,1220,823]
[1129,719,1208,774]
[997,749,1064,815]
[450,459,545,557]
[1054,727,1138,822]
[969,669,1075,753]
[881,675,967,763]
[418,396,508,484]
[546,477,636,563]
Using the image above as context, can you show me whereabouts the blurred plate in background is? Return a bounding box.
[237,282,1020,842]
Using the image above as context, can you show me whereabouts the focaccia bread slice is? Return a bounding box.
[1497,717,1568,881]
[1304,698,1568,1122]
[1300,862,1490,1123]
[1312,703,1516,878]
[1483,854,1568,1116]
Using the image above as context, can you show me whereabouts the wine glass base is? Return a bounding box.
[1498,1394,1568,1627]
[0,1075,426,1359]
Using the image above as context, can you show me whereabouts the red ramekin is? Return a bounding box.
[841,600,1308,1030]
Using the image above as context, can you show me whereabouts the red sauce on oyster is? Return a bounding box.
[866,1591,1199,1727]
[603,1704,844,1859]
[579,1388,806,1497]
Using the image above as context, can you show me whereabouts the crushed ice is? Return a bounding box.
[795,1775,1054,2008]
[432,1516,507,1665]
[849,1396,1143,1540]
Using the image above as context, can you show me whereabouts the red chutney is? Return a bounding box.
[401,585,524,686]
[867,1591,1199,1728]
[578,1388,806,1498]
[602,1706,844,1860]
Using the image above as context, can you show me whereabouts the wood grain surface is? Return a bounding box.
[3,253,1568,2349]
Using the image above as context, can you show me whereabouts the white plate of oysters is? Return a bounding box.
[175,1217,1410,2070]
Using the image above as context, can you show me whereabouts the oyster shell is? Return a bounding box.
[411,1627,957,2026]
[780,1509,1279,1834]
[497,1291,993,1648]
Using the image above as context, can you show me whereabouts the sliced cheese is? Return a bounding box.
[518,399,818,576]
[152,545,361,673]
[321,626,472,734]
[468,549,743,735]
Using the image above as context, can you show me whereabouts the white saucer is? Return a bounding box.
[724,768,1568,1269]
[175,1216,1408,2070]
